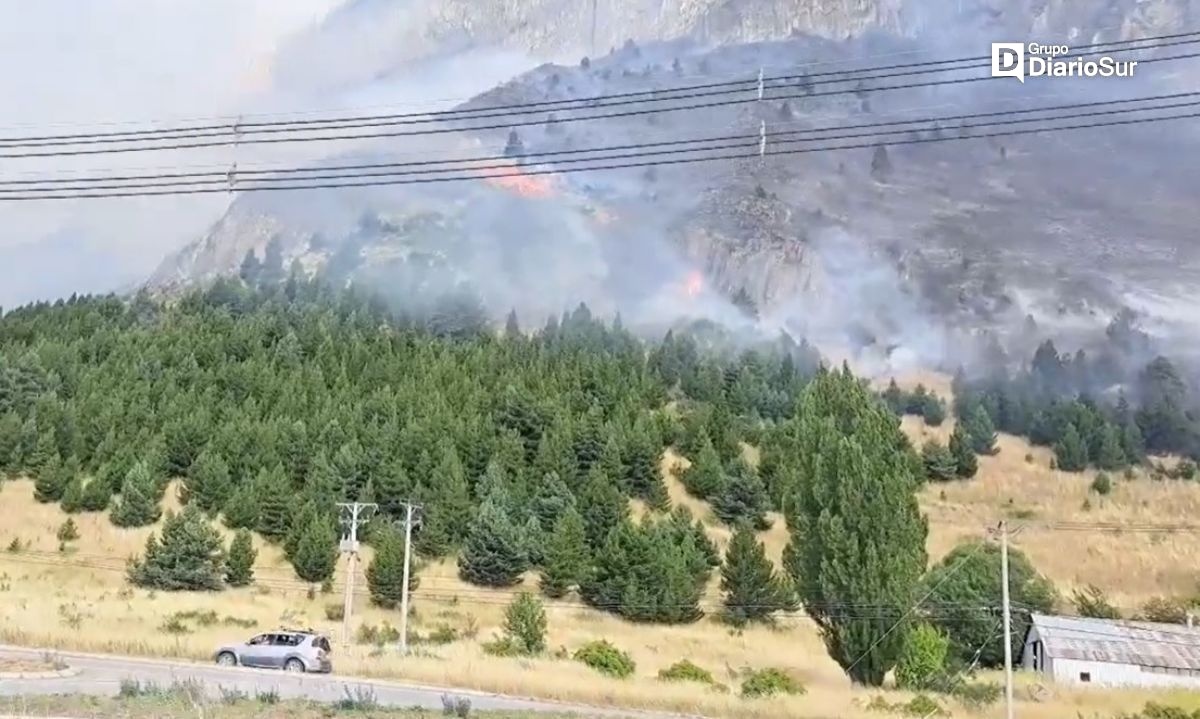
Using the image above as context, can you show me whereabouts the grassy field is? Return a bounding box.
[0,692,598,719]
[1,373,1199,718]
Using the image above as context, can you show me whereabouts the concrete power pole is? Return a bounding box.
[398,502,421,656]
[336,502,377,647]
[1000,520,1015,719]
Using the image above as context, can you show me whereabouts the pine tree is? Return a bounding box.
[222,479,260,530]
[1055,423,1089,472]
[185,449,232,515]
[415,443,472,557]
[458,493,528,587]
[529,471,575,532]
[576,466,630,549]
[128,506,225,591]
[624,429,668,509]
[722,524,796,626]
[783,367,927,686]
[964,405,998,455]
[1094,424,1126,470]
[111,462,162,528]
[712,459,770,530]
[79,476,113,512]
[225,529,257,587]
[367,527,417,608]
[60,472,85,513]
[681,436,725,499]
[501,592,547,655]
[291,513,338,585]
[27,429,57,479]
[254,464,292,541]
[33,451,66,503]
[0,411,20,473]
[539,507,590,598]
[948,425,978,479]
[921,440,958,482]
[375,457,412,519]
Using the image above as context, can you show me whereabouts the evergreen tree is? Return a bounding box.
[185,449,232,515]
[60,472,85,513]
[222,479,260,530]
[291,512,338,585]
[921,440,958,482]
[33,451,66,503]
[458,493,528,588]
[367,527,417,608]
[948,425,978,479]
[225,529,257,587]
[1094,424,1126,470]
[27,429,57,479]
[722,524,796,626]
[0,411,21,472]
[375,457,412,519]
[783,367,927,686]
[624,429,667,509]
[79,476,113,512]
[111,462,162,528]
[415,443,472,557]
[539,506,590,598]
[712,459,770,530]
[128,506,225,591]
[576,466,630,549]
[529,471,575,532]
[254,464,292,541]
[964,405,998,455]
[501,592,547,656]
[1054,423,1088,472]
[680,436,725,499]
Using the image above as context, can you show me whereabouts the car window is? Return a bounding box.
[248,634,268,646]
[272,634,299,646]
[315,636,332,653]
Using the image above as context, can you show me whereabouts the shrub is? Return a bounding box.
[658,659,714,684]
[1072,584,1121,619]
[481,636,521,657]
[159,615,191,635]
[904,695,945,716]
[950,681,1001,710]
[1091,472,1113,496]
[356,622,400,646]
[1140,596,1190,624]
[573,640,636,678]
[501,592,547,656]
[255,688,279,705]
[56,518,80,542]
[324,603,345,621]
[896,624,948,690]
[426,624,459,645]
[442,694,472,717]
[739,668,805,698]
[335,685,378,711]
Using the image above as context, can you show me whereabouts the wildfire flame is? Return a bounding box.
[683,271,704,299]
[477,162,558,199]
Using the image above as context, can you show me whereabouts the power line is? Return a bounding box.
[3,32,1191,148]
[0,38,1194,160]
[5,90,1194,190]
[1,103,1195,201]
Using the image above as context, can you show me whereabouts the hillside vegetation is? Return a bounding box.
[2,274,1200,719]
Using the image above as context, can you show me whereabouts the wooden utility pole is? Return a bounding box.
[336,502,377,647]
[590,0,598,56]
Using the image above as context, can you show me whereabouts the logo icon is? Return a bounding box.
[991,43,1026,82]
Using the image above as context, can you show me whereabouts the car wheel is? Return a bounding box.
[216,652,237,667]
[284,658,305,673]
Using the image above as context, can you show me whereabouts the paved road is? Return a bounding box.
[0,646,683,718]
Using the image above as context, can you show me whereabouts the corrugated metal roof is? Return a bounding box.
[1031,613,1200,671]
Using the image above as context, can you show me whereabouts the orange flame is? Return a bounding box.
[477,162,557,199]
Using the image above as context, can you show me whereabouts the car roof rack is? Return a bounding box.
[278,626,317,635]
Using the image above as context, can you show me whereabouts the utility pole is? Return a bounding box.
[336,502,377,647]
[397,502,421,656]
[1000,520,1015,719]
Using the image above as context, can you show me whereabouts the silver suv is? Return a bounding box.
[214,630,333,673]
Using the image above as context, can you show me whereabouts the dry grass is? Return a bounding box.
[2,373,1200,718]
